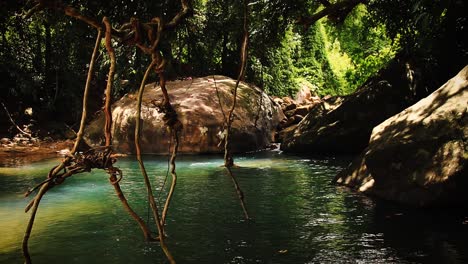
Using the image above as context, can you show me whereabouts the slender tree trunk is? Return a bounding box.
[186,24,192,73]
[34,24,42,79]
[44,22,52,96]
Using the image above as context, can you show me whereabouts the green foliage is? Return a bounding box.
[260,27,300,97]
[1,0,464,135]
[326,5,397,91]
[296,22,345,96]
[249,5,396,97]
[367,0,467,92]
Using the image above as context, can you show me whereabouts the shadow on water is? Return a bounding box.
[0,152,467,263]
[370,200,468,264]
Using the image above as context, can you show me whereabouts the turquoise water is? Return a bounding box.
[0,152,467,263]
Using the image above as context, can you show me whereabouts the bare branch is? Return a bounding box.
[318,0,332,7]
[164,0,192,30]
[298,0,365,27]
[0,101,32,138]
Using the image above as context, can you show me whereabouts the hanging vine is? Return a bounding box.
[21,1,190,263]
[222,0,250,220]
[102,16,155,242]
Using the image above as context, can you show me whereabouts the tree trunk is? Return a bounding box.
[221,32,229,75]
[34,24,43,77]
[44,22,52,92]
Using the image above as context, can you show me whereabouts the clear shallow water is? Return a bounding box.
[0,152,467,264]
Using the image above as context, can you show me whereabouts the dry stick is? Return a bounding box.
[223,0,250,220]
[135,59,175,264]
[164,0,191,30]
[0,101,32,138]
[22,29,103,264]
[102,17,154,241]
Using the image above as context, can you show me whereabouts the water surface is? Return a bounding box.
[0,152,467,263]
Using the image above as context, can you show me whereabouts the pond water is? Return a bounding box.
[0,151,467,264]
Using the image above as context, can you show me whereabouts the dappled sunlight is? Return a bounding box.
[0,198,108,254]
[371,66,468,145]
[86,75,282,154]
[335,65,467,207]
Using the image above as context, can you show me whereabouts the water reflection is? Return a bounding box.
[0,152,467,263]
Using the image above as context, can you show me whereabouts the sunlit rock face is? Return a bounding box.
[84,76,284,154]
[281,59,422,154]
[334,65,468,207]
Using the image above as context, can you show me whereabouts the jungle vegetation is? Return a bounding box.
[0,0,466,136]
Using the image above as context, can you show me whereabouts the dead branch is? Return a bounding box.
[318,0,332,7]
[298,0,364,27]
[164,0,192,30]
[0,101,32,138]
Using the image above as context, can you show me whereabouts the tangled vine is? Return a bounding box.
[21,0,252,263]
[22,1,190,263]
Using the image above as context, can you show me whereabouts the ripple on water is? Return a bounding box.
[0,154,467,264]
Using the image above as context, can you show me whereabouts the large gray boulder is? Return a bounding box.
[84,76,284,154]
[281,59,421,154]
[334,65,468,207]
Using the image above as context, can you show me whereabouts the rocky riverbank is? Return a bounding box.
[334,65,468,207]
[0,137,73,166]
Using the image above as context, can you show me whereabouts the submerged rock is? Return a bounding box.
[281,59,422,154]
[334,65,468,207]
[84,76,284,154]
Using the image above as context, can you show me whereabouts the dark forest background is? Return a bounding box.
[0,0,466,137]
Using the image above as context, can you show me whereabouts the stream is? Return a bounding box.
[0,151,467,263]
